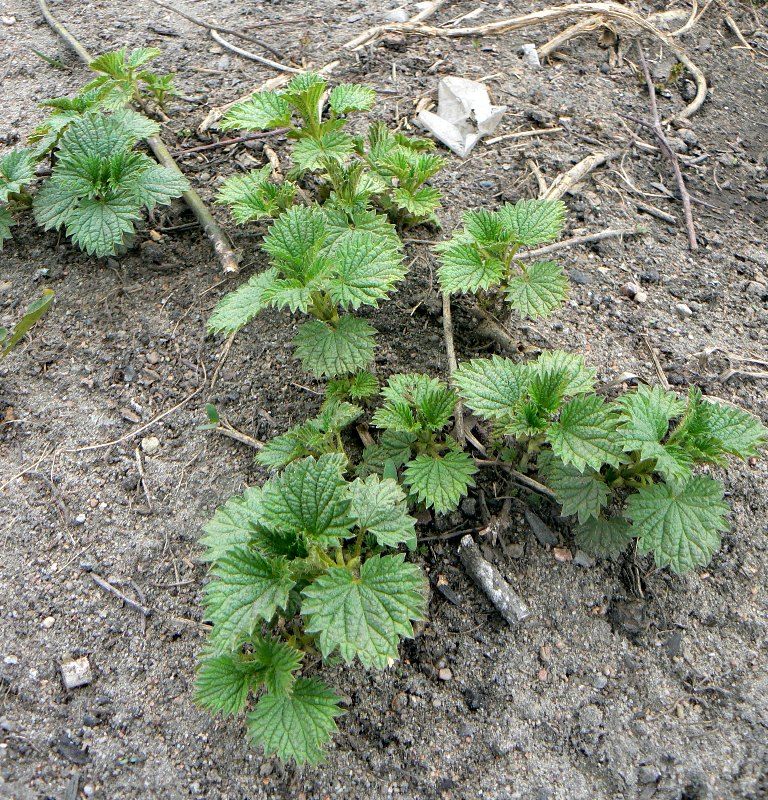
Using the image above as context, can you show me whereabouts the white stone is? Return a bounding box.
[60,656,92,690]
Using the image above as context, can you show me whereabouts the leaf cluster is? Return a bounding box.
[436,199,569,319]
[196,453,427,763]
[455,354,768,573]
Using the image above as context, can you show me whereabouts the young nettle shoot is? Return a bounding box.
[436,199,569,319]
[0,149,37,248]
[208,204,406,378]
[196,453,427,764]
[0,290,55,360]
[454,353,768,573]
[32,112,188,257]
[219,72,443,226]
[361,373,479,515]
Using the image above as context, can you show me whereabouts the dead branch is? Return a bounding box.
[209,29,302,74]
[37,0,240,274]
[474,459,558,503]
[541,149,621,201]
[521,226,643,259]
[539,14,605,59]
[457,535,532,627]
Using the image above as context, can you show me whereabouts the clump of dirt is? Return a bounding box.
[1,1,767,798]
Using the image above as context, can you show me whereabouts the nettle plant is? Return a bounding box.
[454,353,767,573]
[437,199,569,320]
[0,48,184,255]
[195,453,427,763]
[209,73,445,379]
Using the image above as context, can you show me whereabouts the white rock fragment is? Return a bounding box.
[416,77,507,158]
[383,7,409,22]
[60,656,92,690]
[520,43,541,68]
[141,435,160,455]
[42,616,55,629]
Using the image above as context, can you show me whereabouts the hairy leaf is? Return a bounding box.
[201,486,265,562]
[575,517,634,559]
[329,83,376,115]
[498,199,566,246]
[250,635,303,696]
[302,554,426,668]
[292,132,355,172]
[537,451,610,524]
[217,165,296,224]
[207,268,279,335]
[221,92,291,131]
[626,477,729,573]
[453,356,530,421]
[505,260,568,319]
[293,317,376,378]
[615,384,687,450]
[437,241,505,295]
[195,654,253,717]
[348,475,417,548]
[0,149,36,201]
[403,449,477,514]
[246,678,343,765]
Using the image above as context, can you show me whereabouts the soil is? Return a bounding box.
[1,1,768,798]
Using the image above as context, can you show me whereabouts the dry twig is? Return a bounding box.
[209,29,302,74]
[91,573,153,617]
[442,292,465,444]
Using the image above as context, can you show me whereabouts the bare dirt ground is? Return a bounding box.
[1,0,767,798]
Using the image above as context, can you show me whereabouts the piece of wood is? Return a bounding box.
[458,535,532,627]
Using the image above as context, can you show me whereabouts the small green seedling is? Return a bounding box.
[85,46,177,110]
[436,199,569,319]
[208,203,405,378]
[454,352,768,573]
[32,111,188,257]
[361,373,478,515]
[0,290,55,360]
[196,453,427,764]
[0,149,37,248]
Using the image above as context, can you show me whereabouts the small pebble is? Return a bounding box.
[553,547,573,562]
[42,616,55,629]
[638,765,661,785]
[74,513,87,525]
[593,674,608,690]
[675,302,693,318]
[573,550,595,568]
[141,436,160,455]
[60,656,92,690]
[383,7,409,22]
[438,667,453,681]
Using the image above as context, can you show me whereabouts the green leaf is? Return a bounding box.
[0,207,13,249]
[626,476,729,573]
[373,373,457,433]
[302,553,427,668]
[125,46,161,69]
[246,678,343,765]
[64,194,141,257]
[262,278,315,313]
[89,49,130,78]
[359,430,417,475]
[261,454,353,546]
[326,370,379,401]
[686,396,768,461]
[329,83,376,115]
[547,394,623,472]
[0,289,55,358]
[195,654,252,717]
[326,230,406,310]
[217,165,296,224]
[255,422,327,470]
[639,442,693,484]
[201,486,265,563]
[575,516,634,559]
[293,316,376,378]
[221,91,292,131]
[250,635,303,696]
[130,163,190,211]
[498,199,566,246]
[203,548,295,652]
[262,205,327,275]
[461,208,508,246]
[283,72,327,126]
[0,149,36,201]
[534,350,597,397]
[453,356,531,422]
[505,260,568,319]
[207,268,279,335]
[615,384,687,450]
[348,475,417,548]
[403,448,477,514]
[437,241,505,295]
[392,186,441,217]
[292,132,355,172]
[537,451,610,524]
[109,108,162,140]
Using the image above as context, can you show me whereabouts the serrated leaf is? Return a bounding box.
[690,398,768,461]
[326,230,406,310]
[359,430,417,475]
[626,477,729,573]
[217,165,296,224]
[316,398,362,432]
[221,91,292,131]
[207,268,279,335]
[329,83,376,115]
[615,384,687,450]
[250,635,303,696]
[322,207,399,249]
[262,278,315,313]
[261,454,353,546]
[201,486,265,562]
[453,356,531,422]
[326,371,379,401]
[262,205,327,275]
[505,260,568,319]
[64,194,140,256]
[302,553,427,668]
[292,132,355,172]
[109,108,160,140]
[403,449,477,514]
[498,199,566,246]
[0,149,36,201]
[392,186,441,217]
[0,206,14,249]
[547,394,623,472]
[538,451,610,524]
[195,654,252,717]
[293,316,376,378]
[246,678,343,765]
[348,475,416,548]
[0,289,55,357]
[534,350,596,397]
[204,548,295,653]
[639,442,693,484]
[437,241,505,295]
[575,516,634,559]
[283,72,327,126]
[373,373,457,433]
[461,208,508,246]
[131,162,189,211]
[256,423,326,470]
